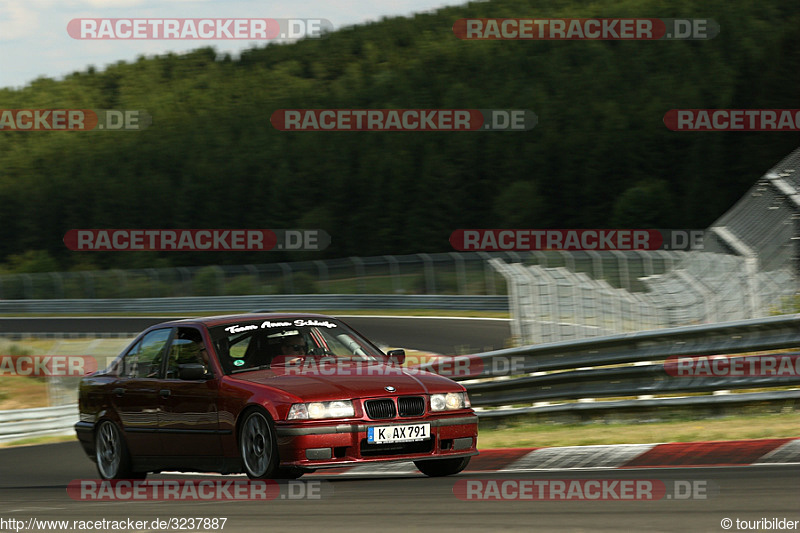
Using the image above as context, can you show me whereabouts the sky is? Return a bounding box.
[0,0,469,90]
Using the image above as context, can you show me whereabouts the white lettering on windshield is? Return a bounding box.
[260,320,293,328]
[224,324,258,334]
[294,319,337,328]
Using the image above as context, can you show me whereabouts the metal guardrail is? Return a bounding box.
[476,390,800,418]
[0,404,78,443]
[465,354,799,407]
[418,314,800,413]
[1,314,798,442]
[429,313,800,377]
[0,294,509,314]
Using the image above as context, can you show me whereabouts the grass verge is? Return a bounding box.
[0,375,49,410]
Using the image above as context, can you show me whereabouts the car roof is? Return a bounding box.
[153,312,338,329]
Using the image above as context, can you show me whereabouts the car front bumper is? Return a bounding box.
[274,413,478,469]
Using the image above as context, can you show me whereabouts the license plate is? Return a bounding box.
[367,423,431,444]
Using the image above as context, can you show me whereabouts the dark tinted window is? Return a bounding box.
[166,327,212,379]
[118,328,172,378]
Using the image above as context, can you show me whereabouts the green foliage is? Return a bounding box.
[612,180,676,227]
[770,294,800,315]
[225,275,259,296]
[0,0,798,271]
[192,266,224,296]
[288,272,320,294]
[1,251,58,274]
[494,181,545,227]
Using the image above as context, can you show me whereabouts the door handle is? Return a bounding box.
[159,389,171,399]
[112,388,124,397]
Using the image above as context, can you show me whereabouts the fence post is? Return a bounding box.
[145,269,160,297]
[113,269,128,298]
[314,260,329,293]
[559,250,575,271]
[278,263,293,294]
[349,257,366,294]
[490,259,522,341]
[383,255,400,294]
[533,250,548,267]
[417,253,435,294]
[587,250,603,281]
[612,250,630,290]
[744,257,761,317]
[477,252,495,294]
[50,272,63,299]
[636,249,654,277]
[176,267,191,296]
[449,252,467,295]
[82,272,94,298]
[677,270,717,323]
[505,251,522,264]
[20,274,33,299]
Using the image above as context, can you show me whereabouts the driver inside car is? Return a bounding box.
[280,332,308,357]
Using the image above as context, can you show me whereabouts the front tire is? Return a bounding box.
[239,409,279,479]
[414,456,471,477]
[95,420,145,480]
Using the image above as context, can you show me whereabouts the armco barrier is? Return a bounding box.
[476,389,800,418]
[0,404,78,443]
[419,314,800,412]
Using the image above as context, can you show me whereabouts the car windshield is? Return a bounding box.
[209,318,385,375]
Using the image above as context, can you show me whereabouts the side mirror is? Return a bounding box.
[179,363,208,380]
[386,349,406,366]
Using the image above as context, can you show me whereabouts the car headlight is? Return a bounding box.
[430,392,468,411]
[287,400,355,420]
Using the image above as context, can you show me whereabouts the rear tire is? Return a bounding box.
[95,420,146,479]
[239,409,279,479]
[414,456,471,477]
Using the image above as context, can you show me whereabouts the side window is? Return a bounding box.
[119,329,172,379]
[214,332,254,373]
[166,327,212,379]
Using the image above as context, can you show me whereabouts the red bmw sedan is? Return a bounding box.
[75,313,478,480]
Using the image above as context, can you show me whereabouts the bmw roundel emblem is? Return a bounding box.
[384,386,396,392]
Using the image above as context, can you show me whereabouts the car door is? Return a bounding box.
[157,326,222,458]
[110,327,173,457]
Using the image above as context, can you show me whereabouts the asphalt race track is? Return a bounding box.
[339,315,512,354]
[0,315,514,355]
[0,442,798,532]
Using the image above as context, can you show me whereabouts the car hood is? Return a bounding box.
[229,362,459,400]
